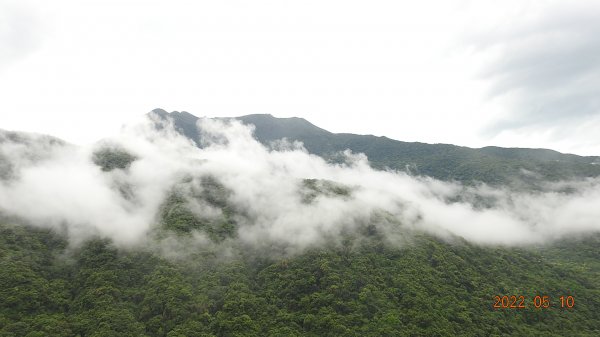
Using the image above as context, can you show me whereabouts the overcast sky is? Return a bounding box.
[1,0,599,155]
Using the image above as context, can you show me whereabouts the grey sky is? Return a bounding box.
[0,1,39,70]
[1,0,599,155]
[469,1,600,135]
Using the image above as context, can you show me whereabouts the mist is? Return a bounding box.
[1,114,599,252]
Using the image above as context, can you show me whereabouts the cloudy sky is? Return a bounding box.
[1,0,599,155]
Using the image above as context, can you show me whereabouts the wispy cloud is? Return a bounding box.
[1,115,600,254]
[468,1,600,138]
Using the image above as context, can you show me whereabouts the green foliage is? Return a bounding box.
[158,176,236,240]
[92,146,137,172]
[301,179,352,204]
[1,222,599,336]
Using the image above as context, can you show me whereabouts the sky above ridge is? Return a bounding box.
[1,0,599,155]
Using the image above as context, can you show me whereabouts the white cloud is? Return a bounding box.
[1,116,599,252]
[2,0,598,155]
[465,0,600,154]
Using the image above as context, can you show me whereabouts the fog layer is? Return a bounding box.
[1,115,599,249]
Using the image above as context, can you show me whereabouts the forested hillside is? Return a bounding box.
[2,220,599,336]
[1,115,600,336]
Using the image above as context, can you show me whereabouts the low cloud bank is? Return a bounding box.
[1,115,599,251]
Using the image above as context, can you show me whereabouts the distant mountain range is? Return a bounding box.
[151,108,600,187]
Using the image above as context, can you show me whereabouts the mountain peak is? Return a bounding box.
[150,108,196,119]
[150,108,168,117]
[234,114,330,137]
[149,109,332,147]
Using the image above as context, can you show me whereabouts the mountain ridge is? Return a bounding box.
[151,109,600,186]
[150,108,598,158]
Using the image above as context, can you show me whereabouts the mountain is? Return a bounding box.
[151,109,600,187]
[1,112,600,336]
[0,129,67,180]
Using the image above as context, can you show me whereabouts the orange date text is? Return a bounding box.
[492,295,574,309]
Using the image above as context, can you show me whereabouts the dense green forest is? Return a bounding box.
[1,220,599,336]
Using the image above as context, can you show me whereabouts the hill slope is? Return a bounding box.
[1,113,600,336]
[151,109,600,186]
[2,219,600,336]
